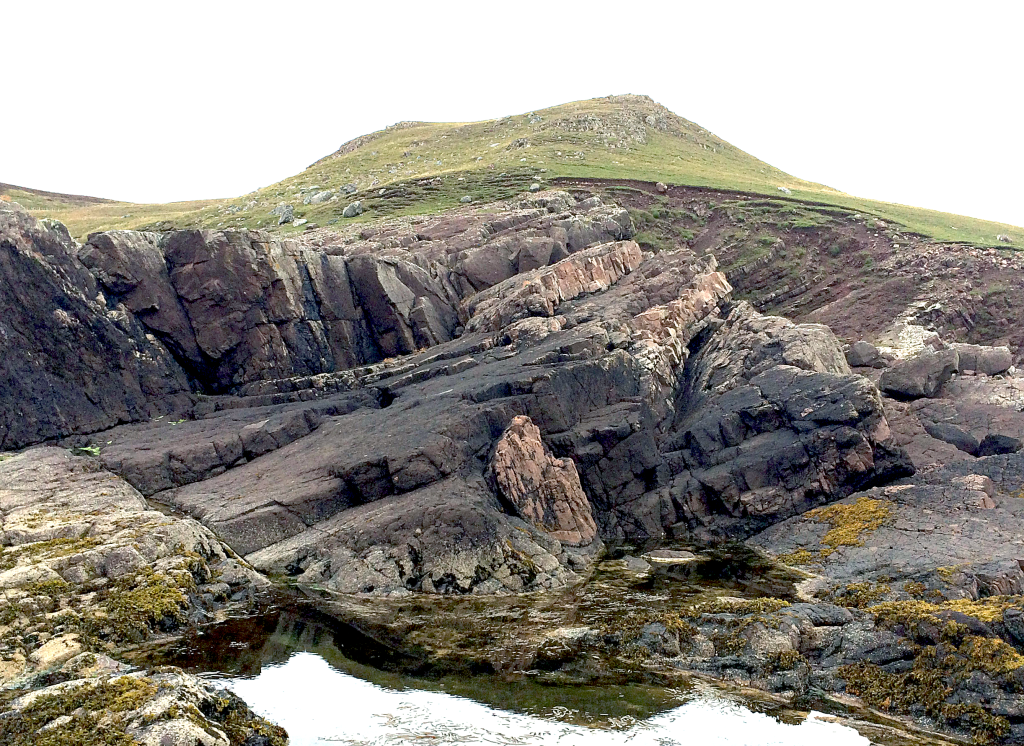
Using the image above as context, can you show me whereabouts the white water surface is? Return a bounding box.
[221,651,870,746]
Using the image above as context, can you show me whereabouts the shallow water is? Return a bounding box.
[150,603,874,746]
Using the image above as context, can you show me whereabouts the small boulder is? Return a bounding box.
[879,348,959,399]
[529,183,541,193]
[342,201,363,218]
[28,634,83,669]
[308,190,334,205]
[923,420,980,456]
[621,555,652,574]
[642,549,697,565]
[778,186,793,195]
[846,340,880,367]
[460,195,473,203]
[655,182,668,194]
[978,433,1023,457]
[293,218,308,227]
[638,622,680,657]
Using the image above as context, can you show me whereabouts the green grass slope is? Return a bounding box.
[11,95,1022,248]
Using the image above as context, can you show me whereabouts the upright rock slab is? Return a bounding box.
[489,415,598,546]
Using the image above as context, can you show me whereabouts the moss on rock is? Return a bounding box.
[805,497,894,556]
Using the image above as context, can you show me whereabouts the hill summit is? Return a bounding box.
[6,94,1021,248]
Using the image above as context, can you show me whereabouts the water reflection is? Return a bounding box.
[224,651,869,746]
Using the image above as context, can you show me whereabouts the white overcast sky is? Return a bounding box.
[4,1,1022,227]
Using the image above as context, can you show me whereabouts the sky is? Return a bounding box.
[3,1,1022,227]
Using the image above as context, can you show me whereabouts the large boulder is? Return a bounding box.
[879,348,959,399]
[845,340,880,367]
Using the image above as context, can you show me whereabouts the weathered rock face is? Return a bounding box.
[0,448,270,650]
[0,664,286,746]
[0,203,191,449]
[489,415,598,546]
[462,240,645,333]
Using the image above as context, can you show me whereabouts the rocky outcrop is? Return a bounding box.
[489,415,598,546]
[1,190,914,600]
[0,202,191,449]
[656,304,910,542]
[0,448,270,665]
[1,663,286,746]
[69,191,636,395]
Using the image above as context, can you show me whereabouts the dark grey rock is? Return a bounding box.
[922,420,980,456]
[978,433,1022,457]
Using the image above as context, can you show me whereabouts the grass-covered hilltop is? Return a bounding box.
[4,94,1021,247]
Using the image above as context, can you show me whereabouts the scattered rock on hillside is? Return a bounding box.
[343,200,363,217]
[270,203,294,224]
[306,189,334,205]
[529,183,541,192]
[656,182,668,193]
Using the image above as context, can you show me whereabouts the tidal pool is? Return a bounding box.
[221,650,869,746]
[149,606,874,746]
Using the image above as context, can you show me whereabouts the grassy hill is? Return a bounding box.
[6,95,1021,248]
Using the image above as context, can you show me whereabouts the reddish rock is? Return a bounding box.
[489,416,597,546]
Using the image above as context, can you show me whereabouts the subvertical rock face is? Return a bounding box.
[0,202,191,449]
[489,415,598,546]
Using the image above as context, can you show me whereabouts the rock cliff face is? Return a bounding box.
[0,190,911,597]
